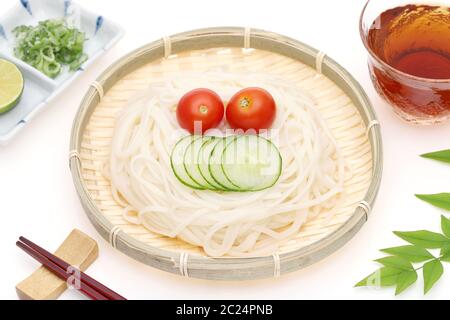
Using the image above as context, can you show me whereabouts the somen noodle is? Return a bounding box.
[107,71,346,257]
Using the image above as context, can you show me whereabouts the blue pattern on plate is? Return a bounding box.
[64,0,72,16]
[20,0,32,15]
[0,24,7,40]
[17,120,26,125]
[95,16,104,35]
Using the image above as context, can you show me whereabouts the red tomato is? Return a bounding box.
[226,88,276,132]
[177,89,225,134]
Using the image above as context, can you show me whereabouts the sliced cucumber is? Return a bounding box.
[209,136,241,191]
[184,136,217,190]
[221,135,282,191]
[198,137,226,191]
[170,136,205,190]
[171,135,283,192]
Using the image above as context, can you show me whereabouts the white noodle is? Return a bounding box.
[108,71,346,257]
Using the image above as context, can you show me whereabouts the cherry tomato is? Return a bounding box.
[177,89,225,134]
[226,87,276,132]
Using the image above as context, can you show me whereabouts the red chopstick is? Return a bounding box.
[16,241,108,300]
[19,236,126,300]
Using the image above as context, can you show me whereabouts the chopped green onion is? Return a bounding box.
[12,19,88,78]
[69,53,88,71]
[41,47,55,62]
[43,61,61,78]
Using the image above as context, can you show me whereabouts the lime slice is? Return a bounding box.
[0,59,24,114]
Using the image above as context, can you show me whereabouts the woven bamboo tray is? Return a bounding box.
[69,27,383,281]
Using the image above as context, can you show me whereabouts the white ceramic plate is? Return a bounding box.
[0,0,124,145]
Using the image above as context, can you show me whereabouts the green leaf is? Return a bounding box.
[441,215,450,238]
[394,231,450,249]
[416,194,450,211]
[375,256,413,271]
[441,248,450,262]
[423,260,444,294]
[381,245,435,263]
[355,267,403,288]
[421,150,450,164]
[395,270,418,295]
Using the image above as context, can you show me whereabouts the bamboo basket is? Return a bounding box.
[69,27,383,281]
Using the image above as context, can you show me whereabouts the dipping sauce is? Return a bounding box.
[365,4,450,123]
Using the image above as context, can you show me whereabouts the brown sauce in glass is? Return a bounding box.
[368,5,450,79]
[367,5,450,119]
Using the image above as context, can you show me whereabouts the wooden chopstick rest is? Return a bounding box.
[16,229,98,300]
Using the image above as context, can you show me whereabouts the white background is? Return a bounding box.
[1,0,449,300]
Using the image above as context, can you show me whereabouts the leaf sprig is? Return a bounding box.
[356,216,450,295]
[415,194,450,211]
[421,149,450,164]
[356,149,450,295]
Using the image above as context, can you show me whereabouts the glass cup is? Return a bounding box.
[360,0,450,125]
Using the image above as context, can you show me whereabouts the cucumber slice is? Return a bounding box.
[170,136,205,190]
[209,136,241,191]
[184,136,217,190]
[221,135,282,191]
[198,137,226,191]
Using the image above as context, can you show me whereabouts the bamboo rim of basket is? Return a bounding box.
[69,27,383,280]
